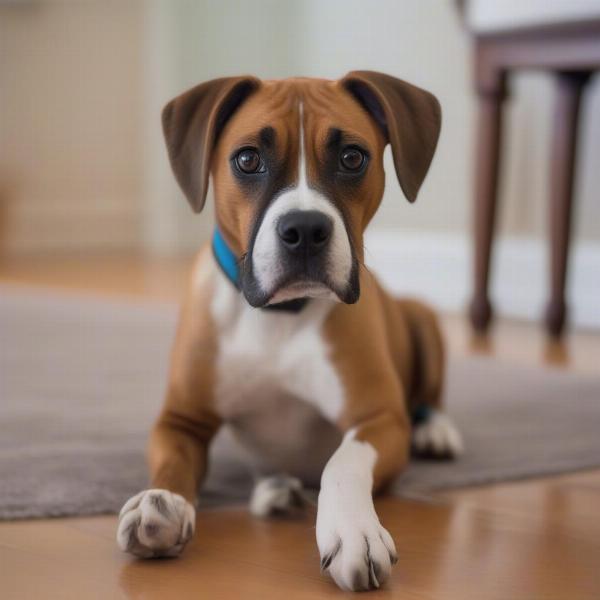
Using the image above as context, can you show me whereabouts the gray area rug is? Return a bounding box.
[1,284,599,520]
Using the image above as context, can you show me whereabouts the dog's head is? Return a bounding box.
[162,72,441,307]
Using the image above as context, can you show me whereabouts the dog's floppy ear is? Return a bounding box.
[162,76,260,212]
[340,70,441,203]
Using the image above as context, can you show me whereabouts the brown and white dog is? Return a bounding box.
[116,71,463,592]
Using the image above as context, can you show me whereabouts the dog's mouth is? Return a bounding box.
[268,280,339,305]
[241,260,360,308]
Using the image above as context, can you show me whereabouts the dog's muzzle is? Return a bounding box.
[242,205,359,308]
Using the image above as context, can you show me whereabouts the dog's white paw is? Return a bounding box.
[249,475,307,517]
[116,489,195,558]
[413,410,464,458]
[317,507,397,591]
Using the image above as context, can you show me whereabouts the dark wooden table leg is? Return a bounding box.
[545,71,590,338]
[469,68,507,333]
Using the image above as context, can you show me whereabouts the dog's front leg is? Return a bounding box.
[117,397,220,558]
[116,275,221,558]
[317,410,409,592]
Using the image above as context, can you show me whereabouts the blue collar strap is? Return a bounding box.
[211,229,308,313]
[212,228,240,287]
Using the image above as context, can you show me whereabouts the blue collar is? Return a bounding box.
[211,229,308,313]
[212,228,240,287]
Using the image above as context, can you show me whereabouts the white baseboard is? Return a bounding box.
[364,229,600,330]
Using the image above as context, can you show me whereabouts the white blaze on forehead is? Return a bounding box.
[251,100,353,298]
[297,102,308,190]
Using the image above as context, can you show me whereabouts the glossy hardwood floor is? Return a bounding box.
[1,254,599,600]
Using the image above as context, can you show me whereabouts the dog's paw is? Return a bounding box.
[412,410,464,459]
[317,512,397,591]
[249,475,307,518]
[116,489,195,558]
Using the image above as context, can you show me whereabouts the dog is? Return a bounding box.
[116,71,463,592]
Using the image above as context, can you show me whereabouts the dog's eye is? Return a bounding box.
[235,149,262,174]
[340,147,366,172]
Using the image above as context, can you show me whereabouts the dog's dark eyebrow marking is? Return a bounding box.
[259,126,275,148]
[326,127,343,149]
[326,127,370,152]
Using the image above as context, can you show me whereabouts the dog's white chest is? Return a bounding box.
[210,266,345,424]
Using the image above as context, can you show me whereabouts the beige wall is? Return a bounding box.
[2,0,599,255]
[149,0,600,255]
[0,1,144,253]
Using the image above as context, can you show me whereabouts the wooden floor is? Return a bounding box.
[1,254,600,600]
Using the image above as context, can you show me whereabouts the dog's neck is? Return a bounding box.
[211,229,308,314]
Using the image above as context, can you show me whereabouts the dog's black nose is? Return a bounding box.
[277,210,333,255]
